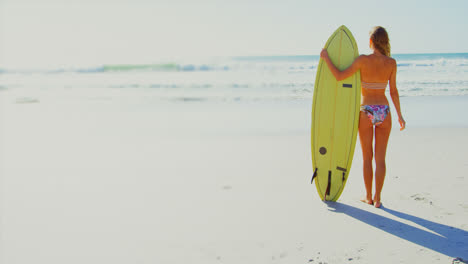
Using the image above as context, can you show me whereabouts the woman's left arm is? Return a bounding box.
[320,49,364,81]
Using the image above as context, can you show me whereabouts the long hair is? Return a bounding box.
[370,26,391,57]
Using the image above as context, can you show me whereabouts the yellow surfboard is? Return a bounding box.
[311,25,361,201]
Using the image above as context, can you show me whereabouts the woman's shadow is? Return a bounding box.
[326,202,468,260]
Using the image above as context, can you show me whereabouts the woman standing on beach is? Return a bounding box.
[320,26,406,208]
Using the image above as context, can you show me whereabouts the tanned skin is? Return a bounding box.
[320,39,406,208]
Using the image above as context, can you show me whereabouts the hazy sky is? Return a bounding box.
[1,0,467,67]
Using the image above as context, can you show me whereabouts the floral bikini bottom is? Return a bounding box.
[360,105,390,126]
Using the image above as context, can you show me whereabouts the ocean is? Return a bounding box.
[1,53,467,105]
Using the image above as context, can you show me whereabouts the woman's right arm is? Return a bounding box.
[320,49,364,81]
[389,60,406,131]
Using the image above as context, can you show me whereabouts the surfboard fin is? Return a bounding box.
[324,171,331,200]
[311,168,318,184]
[336,167,347,182]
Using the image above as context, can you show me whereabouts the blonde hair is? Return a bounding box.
[370,26,391,57]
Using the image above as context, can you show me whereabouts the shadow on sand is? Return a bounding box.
[326,202,468,260]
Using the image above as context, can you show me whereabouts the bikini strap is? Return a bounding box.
[361,81,387,89]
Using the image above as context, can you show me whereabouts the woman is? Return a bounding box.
[320,26,406,208]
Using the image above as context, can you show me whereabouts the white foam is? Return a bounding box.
[1,54,467,102]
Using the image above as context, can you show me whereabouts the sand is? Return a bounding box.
[1,95,467,264]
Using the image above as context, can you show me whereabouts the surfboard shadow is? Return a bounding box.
[325,202,468,259]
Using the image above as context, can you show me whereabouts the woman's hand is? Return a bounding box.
[320,49,329,59]
[399,117,406,131]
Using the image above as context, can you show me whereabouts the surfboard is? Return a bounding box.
[311,25,361,201]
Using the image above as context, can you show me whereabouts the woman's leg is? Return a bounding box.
[358,111,374,204]
[373,112,392,208]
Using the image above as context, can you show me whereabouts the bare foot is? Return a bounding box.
[374,200,382,208]
[360,198,373,205]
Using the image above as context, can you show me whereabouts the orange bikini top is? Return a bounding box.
[361,81,387,89]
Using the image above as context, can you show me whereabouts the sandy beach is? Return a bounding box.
[0,93,467,264]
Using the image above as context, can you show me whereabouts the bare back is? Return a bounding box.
[360,54,396,106]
